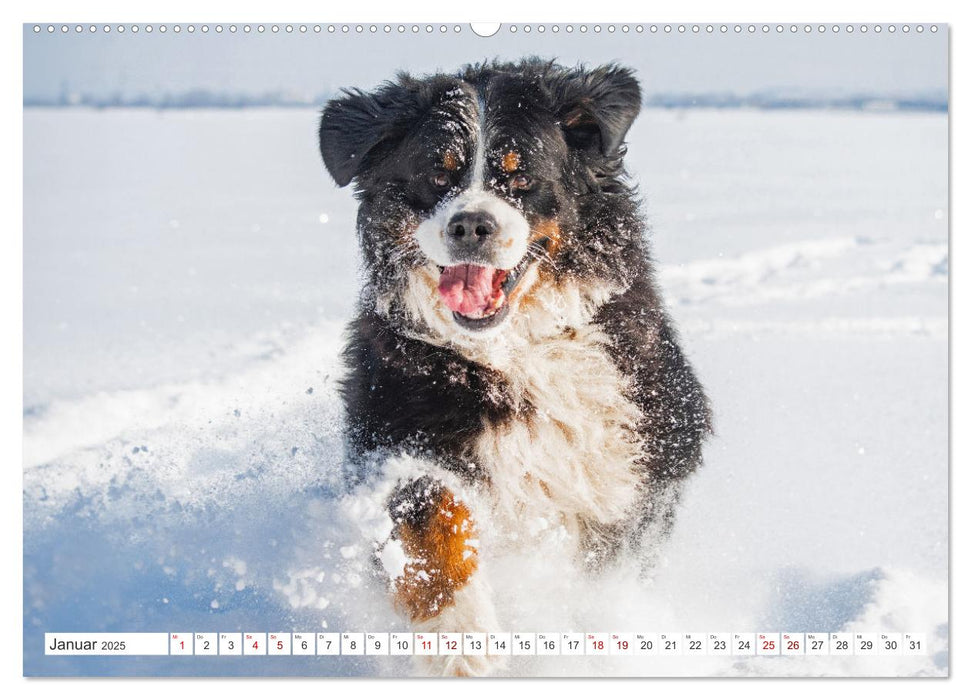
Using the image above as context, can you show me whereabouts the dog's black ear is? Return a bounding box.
[319,84,408,187]
[550,64,641,158]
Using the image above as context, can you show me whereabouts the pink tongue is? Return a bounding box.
[438,264,497,316]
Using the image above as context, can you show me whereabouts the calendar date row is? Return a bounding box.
[46,632,927,657]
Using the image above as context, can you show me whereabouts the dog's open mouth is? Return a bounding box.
[437,259,530,331]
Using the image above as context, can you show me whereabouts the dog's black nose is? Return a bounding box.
[446,211,497,239]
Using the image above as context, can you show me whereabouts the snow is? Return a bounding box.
[23,107,947,676]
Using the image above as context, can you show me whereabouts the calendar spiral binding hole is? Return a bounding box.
[31,24,940,36]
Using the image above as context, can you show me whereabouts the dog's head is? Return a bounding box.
[319,59,642,342]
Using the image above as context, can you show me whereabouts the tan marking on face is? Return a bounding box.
[501,151,521,173]
[397,219,419,240]
[505,268,534,308]
[416,265,440,299]
[530,218,562,258]
[442,150,459,172]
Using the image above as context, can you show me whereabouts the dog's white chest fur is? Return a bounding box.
[473,323,644,535]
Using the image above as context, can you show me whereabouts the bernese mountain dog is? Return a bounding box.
[318,59,711,675]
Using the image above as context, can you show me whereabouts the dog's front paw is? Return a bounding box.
[385,475,504,676]
[388,477,479,622]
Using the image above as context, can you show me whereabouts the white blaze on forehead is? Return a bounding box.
[470,95,488,188]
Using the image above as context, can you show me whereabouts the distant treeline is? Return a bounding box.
[24,89,948,112]
[644,92,947,112]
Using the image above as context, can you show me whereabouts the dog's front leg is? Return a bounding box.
[386,475,501,676]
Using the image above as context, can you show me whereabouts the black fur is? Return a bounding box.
[319,58,711,562]
[341,310,518,478]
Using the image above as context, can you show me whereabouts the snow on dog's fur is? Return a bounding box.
[318,59,711,676]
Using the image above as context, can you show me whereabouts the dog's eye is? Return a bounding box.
[510,174,533,191]
[430,172,451,189]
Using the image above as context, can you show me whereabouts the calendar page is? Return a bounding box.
[22,21,948,678]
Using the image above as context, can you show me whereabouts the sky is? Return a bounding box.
[23,23,948,101]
